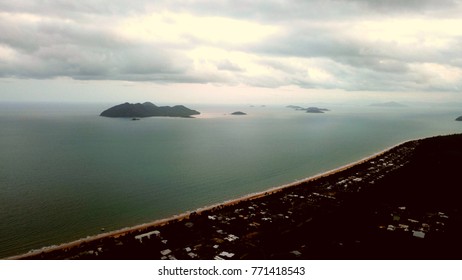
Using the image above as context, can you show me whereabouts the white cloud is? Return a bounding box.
[410,63,462,91]
[116,11,279,46]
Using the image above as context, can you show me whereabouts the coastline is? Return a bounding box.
[6,137,417,260]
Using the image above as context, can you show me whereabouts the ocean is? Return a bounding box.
[1,102,461,258]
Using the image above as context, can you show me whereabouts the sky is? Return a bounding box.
[1,0,462,104]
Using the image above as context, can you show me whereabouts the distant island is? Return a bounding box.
[306,107,329,113]
[456,116,462,121]
[231,111,247,115]
[287,105,329,113]
[287,105,305,111]
[370,101,406,107]
[100,102,200,118]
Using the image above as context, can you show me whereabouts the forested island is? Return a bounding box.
[100,102,200,118]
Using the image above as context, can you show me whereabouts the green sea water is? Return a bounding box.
[1,102,461,258]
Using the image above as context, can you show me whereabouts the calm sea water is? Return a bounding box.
[1,102,461,258]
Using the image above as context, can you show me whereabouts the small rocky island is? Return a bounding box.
[231,111,247,115]
[456,116,462,121]
[100,102,200,118]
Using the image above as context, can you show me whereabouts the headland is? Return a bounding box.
[9,134,462,259]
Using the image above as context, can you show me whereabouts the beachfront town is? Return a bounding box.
[17,137,455,260]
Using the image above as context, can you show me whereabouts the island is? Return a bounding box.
[287,105,329,113]
[11,134,462,260]
[100,102,200,118]
[456,116,462,121]
[287,105,305,111]
[231,111,247,115]
[305,107,329,113]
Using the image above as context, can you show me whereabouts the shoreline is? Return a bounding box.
[7,138,416,260]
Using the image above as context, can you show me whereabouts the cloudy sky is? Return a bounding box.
[1,0,462,104]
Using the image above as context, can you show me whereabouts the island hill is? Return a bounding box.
[370,101,406,107]
[287,105,329,113]
[231,111,247,115]
[100,102,200,118]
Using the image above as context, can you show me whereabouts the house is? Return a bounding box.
[224,234,239,242]
[412,230,426,239]
[134,230,160,243]
[290,250,302,257]
[219,251,235,258]
[160,249,172,256]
